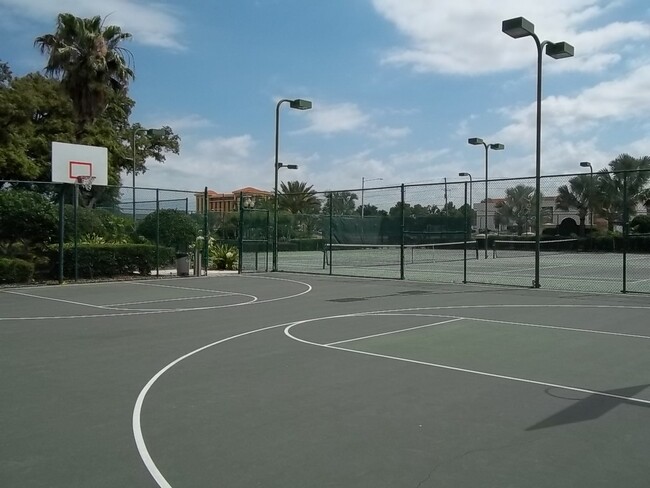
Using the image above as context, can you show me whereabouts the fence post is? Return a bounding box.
[400,184,405,280]
[265,210,270,272]
[622,171,628,293]
[73,183,79,282]
[203,187,209,275]
[328,192,333,276]
[463,182,468,284]
[155,189,160,277]
[238,192,244,274]
[58,185,65,284]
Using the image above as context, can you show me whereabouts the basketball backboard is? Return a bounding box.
[51,142,108,186]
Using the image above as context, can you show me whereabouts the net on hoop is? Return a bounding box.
[76,176,96,191]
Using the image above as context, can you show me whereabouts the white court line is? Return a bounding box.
[326,318,463,346]
[133,319,305,488]
[132,303,650,487]
[109,295,235,307]
[0,275,312,320]
[5,290,115,310]
[284,318,650,407]
[128,281,241,295]
[373,313,650,340]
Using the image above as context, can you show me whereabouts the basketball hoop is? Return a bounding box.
[76,176,96,191]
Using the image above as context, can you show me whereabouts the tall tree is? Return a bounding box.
[555,174,592,236]
[322,191,358,215]
[0,65,179,206]
[0,60,12,87]
[35,13,134,139]
[495,185,536,235]
[278,180,321,214]
[594,154,650,231]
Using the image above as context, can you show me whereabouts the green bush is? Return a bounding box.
[0,257,34,283]
[209,243,238,270]
[631,215,650,234]
[137,209,199,251]
[64,206,134,244]
[47,244,175,279]
[0,189,57,252]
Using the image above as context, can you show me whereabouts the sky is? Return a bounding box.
[1,0,650,197]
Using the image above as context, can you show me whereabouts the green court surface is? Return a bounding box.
[1,274,649,487]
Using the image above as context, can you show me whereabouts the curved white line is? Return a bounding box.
[283,317,650,407]
[132,320,302,487]
[0,276,312,320]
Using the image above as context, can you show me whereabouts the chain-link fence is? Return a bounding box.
[3,169,649,293]
[267,169,650,294]
[0,180,210,283]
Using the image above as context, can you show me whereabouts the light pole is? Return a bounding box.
[580,161,594,230]
[361,176,383,219]
[132,127,166,223]
[503,16,574,287]
[458,172,473,224]
[273,98,312,272]
[468,138,504,258]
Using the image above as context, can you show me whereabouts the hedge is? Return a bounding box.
[47,244,176,279]
[0,257,35,284]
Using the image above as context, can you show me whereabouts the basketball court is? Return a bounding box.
[2,273,649,487]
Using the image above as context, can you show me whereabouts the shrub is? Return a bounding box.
[0,190,57,251]
[631,215,650,234]
[47,244,175,279]
[137,209,199,251]
[0,257,34,283]
[64,206,134,244]
[209,243,238,270]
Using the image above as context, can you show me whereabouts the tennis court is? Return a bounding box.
[272,239,650,294]
[2,273,650,487]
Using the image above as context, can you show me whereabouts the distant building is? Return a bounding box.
[473,196,650,234]
[195,187,271,214]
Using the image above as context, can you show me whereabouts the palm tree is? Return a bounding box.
[495,185,536,235]
[35,13,134,139]
[594,154,650,231]
[278,180,322,238]
[278,180,321,214]
[322,191,358,215]
[555,174,592,236]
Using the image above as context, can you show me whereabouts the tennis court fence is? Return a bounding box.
[2,168,650,294]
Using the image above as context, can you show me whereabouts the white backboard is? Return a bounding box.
[51,142,108,186]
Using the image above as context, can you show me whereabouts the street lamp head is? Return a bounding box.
[489,143,505,151]
[289,99,312,110]
[580,161,592,168]
[468,137,484,145]
[502,17,535,39]
[545,41,574,59]
[277,162,298,170]
[459,172,470,177]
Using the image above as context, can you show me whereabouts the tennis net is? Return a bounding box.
[492,238,579,258]
[323,242,478,268]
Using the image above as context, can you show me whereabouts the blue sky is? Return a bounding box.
[1,0,649,195]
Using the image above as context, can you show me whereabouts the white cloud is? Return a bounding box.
[136,135,262,193]
[492,63,650,150]
[371,0,650,75]
[149,114,214,132]
[0,0,185,50]
[299,102,370,134]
